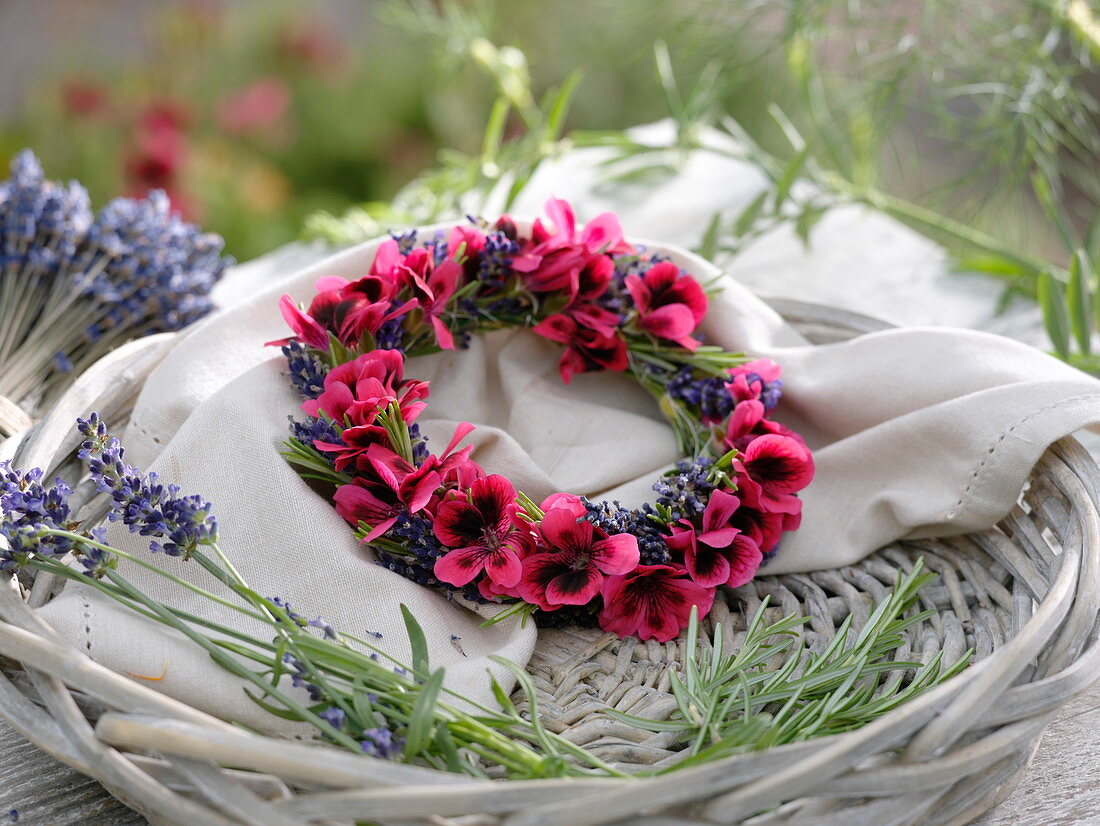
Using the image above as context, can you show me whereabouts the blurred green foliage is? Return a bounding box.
[0,0,685,260]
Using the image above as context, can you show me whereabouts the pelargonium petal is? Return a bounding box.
[540,492,588,518]
[430,316,455,350]
[640,304,698,343]
[580,212,623,253]
[482,546,522,588]
[685,544,731,588]
[369,238,402,277]
[742,434,816,495]
[277,295,329,350]
[434,546,488,587]
[517,552,571,611]
[402,470,442,514]
[538,506,590,552]
[725,535,764,588]
[598,565,715,642]
[702,488,740,532]
[433,500,485,548]
[543,197,577,241]
[470,475,516,526]
[592,532,640,575]
[532,313,577,345]
[546,567,603,605]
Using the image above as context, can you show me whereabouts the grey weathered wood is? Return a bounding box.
[975,684,1100,825]
[0,716,145,825]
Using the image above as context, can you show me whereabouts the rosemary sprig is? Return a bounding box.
[606,558,972,767]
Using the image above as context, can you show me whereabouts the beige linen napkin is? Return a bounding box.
[35,228,1100,734]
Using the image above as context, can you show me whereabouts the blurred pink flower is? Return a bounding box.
[278,21,346,75]
[216,77,291,135]
[61,79,109,119]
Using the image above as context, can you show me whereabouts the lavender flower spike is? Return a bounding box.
[0,461,76,571]
[76,413,218,558]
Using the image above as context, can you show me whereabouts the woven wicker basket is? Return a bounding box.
[2,299,1099,826]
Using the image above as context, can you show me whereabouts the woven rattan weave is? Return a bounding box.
[1,300,1098,826]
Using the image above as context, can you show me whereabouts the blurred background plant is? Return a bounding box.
[3,0,1100,365]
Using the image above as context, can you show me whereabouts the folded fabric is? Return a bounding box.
[33,223,1100,735]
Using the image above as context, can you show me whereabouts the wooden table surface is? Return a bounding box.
[2,687,1099,826]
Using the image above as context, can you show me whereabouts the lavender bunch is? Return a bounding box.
[0,150,232,435]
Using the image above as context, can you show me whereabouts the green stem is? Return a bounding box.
[41,530,268,623]
[100,567,363,751]
[824,174,1059,279]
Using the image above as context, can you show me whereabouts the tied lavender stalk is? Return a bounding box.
[0,150,232,435]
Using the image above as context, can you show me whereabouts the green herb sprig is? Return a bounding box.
[606,558,972,767]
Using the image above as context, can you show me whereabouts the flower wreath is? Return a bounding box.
[273,198,814,641]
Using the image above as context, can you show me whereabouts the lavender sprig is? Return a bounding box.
[76,413,217,558]
[0,462,76,571]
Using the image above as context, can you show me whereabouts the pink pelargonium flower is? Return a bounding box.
[667,489,761,588]
[532,304,628,384]
[722,399,797,453]
[271,270,415,350]
[598,565,715,642]
[303,349,428,426]
[433,475,536,588]
[333,278,416,346]
[306,350,430,472]
[511,197,631,302]
[735,434,815,515]
[430,421,484,493]
[448,224,488,280]
[517,498,639,609]
[367,238,404,281]
[728,500,787,556]
[333,449,442,541]
[275,294,330,349]
[396,247,462,350]
[625,262,708,351]
[727,359,784,410]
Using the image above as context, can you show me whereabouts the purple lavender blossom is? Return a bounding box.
[270,596,305,624]
[77,413,218,558]
[390,229,419,255]
[408,423,430,466]
[80,190,232,338]
[360,726,402,760]
[289,415,343,464]
[283,653,323,702]
[309,615,338,640]
[374,314,407,351]
[0,151,232,417]
[663,366,737,422]
[582,498,671,566]
[374,510,448,589]
[319,706,347,730]
[477,230,520,289]
[281,341,328,399]
[0,461,77,571]
[652,456,717,522]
